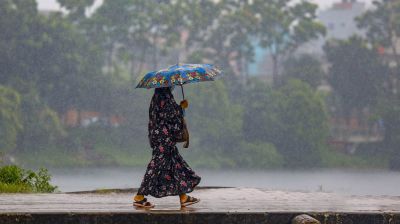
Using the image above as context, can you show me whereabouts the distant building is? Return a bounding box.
[61,108,124,128]
[247,0,367,80]
[247,44,273,79]
[299,0,367,56]
[322,0,366,39]
[38,9,60,17]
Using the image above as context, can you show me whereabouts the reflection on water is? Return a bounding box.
[49,167,400,196]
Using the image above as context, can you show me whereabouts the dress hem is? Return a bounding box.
[138,177,201,198]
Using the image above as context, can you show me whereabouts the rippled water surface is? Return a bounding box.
[49,167,400,196]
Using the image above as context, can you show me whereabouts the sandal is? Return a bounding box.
[133,198,155,208]
[180,195,200,207]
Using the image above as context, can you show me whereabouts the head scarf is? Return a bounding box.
[148,87,183,147]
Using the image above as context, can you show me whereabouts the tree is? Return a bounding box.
[252,0,326,84]
[276,79,329,167]
[357,0,400,170]
[0,0,43,85]
[86,0,183,78]
[357,0,400,68]
[0,0,105,154]
[282,54,325,89]
[57,0,95,23]
[182,0,261,103]
[0,85,22,155]
[35,14,103,113]
[186,0,257,78]
[186,81,243,150]
[324,36,387,121]
[0,0,103,114]
[15,82,66,152]
[243,78,329,167]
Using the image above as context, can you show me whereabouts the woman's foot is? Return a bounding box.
[133,195,154,208]
[133,197,155,208]
[180,195,200,207]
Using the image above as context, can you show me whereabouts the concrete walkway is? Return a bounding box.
[1,187,400,223]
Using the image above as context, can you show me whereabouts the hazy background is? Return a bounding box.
[36,0,374,11]
[1,0,400,195]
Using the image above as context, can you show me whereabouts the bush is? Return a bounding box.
[0,165,25,185]
[0,165,57,193]
[243,78,330,168]
[236,142,283,168]
[0,85,22,154]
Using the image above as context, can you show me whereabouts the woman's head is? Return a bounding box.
[152,87,176,105]
[155,87,173,95]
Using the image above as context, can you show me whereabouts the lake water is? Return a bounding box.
[49,167,400,196]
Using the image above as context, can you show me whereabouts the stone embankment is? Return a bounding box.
[1,187,399,223]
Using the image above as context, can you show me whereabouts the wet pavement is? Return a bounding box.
[1,187,400,214]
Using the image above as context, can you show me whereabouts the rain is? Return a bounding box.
[1,0,400,199]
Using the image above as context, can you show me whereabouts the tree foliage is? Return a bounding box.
[0,86,22,154]
[186,81,243,152]
[324,36,386,119]
[252,0,326,83]
[0,165,57,193]
[282,54,325,89]
[243,79,329,167]
[357,0,400,67]
[356,1,400,169]
[0,0,335,169]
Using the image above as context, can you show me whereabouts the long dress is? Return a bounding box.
[137,89,201,198]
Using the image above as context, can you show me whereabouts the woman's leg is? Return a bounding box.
[179,193,187,203]
[134,194,144,202]
[179,193,200,207]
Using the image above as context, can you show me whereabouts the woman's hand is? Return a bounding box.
[180,100,189,109]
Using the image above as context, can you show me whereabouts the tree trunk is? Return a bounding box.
[388,0,400,95]
[152,28,159,70]
[137,45,147,77]
[107,46,113,75]
[272,54,279,85]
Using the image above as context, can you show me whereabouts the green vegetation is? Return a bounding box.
[282,54,325,89]
[0,165,57,193]
[242,79,329,168]
[324,36,386,120]
[252,0,326,83]
[356,1,400,169]
[0,86,22,155]
[0,0,399,170]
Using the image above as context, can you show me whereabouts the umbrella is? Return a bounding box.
[135,63,221,99]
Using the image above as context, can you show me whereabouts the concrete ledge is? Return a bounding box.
[2,188,400,224]
[1,212,400,224]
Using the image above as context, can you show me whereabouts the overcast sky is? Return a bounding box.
[37,0,374,11]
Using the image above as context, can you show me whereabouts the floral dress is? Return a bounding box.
[137,88,201,198]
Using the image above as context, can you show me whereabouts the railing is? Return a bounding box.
[329,126,384,143]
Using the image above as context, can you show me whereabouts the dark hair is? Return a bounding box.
[154,87,172,95]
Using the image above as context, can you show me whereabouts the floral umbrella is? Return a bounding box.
[136,63,221,99]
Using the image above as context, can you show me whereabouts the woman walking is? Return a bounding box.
[133,87,201,208]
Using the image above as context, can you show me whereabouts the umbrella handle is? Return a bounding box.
[180,84,186,117]
[180,84,185,100]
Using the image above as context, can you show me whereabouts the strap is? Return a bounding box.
[185,196,196,203]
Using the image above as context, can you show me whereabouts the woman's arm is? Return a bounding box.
[164,101,184,141]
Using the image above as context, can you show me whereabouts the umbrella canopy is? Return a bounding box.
[136,63,221,89]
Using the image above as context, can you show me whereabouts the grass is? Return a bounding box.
[10,139,391,170]
[320,149,390,169]
[14,143,151,168]
[15,148,91,167]
[94,144,150,167]
[0,182,32,193]
[0,165,58,193]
